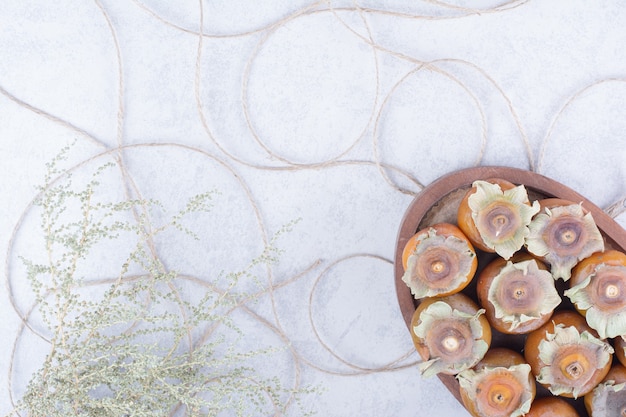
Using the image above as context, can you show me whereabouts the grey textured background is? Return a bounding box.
[1,1,626,416]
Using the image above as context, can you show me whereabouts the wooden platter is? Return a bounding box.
[394,166,626,416]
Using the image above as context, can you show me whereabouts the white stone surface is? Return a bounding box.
[1,1,626,416]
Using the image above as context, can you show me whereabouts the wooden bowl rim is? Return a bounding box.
[393,166,626,409]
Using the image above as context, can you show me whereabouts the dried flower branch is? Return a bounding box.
[7,146,316,417]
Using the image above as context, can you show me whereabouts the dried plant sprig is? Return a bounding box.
[7,148,317,417]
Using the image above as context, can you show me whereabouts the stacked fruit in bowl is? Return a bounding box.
[399,174,626,417]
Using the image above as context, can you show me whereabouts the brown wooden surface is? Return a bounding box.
[394,166,626,415]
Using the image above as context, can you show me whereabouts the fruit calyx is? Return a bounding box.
[565,263,626,339]
[457,364,533,417]
[526,203,604,281]
[414,301,488,377]
[537,324,613,398]
[468,180,539,260]
[587,379,626,417]
[402,228,475,298]
[488,259,561,331]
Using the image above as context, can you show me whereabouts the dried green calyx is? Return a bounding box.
[588,379,626,417]
[468,181,540,259]
[402,228,475,298]
[457,364,533,417]
[526,203,604,281]
[537,324,613,398]
[414,301,488,377]
[488,260,561,331]
[565,264,626,339]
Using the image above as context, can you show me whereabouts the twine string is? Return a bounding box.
[4,1,626,415]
